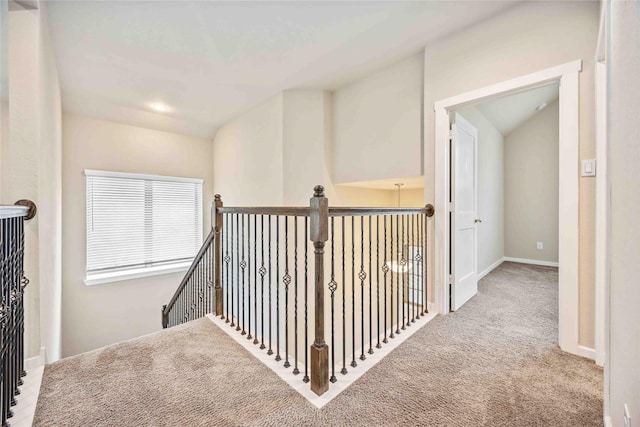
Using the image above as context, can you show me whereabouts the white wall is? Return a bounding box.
[332,53,423,185]
[607,1,640,424]
[423,1,599,346]
[5,5,62,361]
[457,107,504,276]
[504,100,559,263]
[7,7,41,360]
[37,1,63,363]
[62,113,214,357]
[213,95,283,206]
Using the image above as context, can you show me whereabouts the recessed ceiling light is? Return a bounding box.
[150,102,169,112]
[535,102,548,111]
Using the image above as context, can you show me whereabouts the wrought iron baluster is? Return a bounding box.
[390,215,396,338]
[329,217,337,383]
[351,216,356,368]
[382,215,389,343]
[225,214,231,323]
[293,217,299,375]
[249,215,256,342]
[233,214,239,329]
[412,214,417,322]
[260,215,266,349]
[283,217,291,368]
[241,214,247,335]
[401,214,407,329]
[268,215,274,355]
[303,217,309,383]
[368,216,373,355]
[376,216,381,349]
[423,212,428,314]
[359,216,366,361]
[341,217,347,375]
[275,217,281,361]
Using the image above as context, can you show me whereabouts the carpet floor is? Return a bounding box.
[34,262,602,426]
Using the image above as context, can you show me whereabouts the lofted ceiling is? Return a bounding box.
[474,83,560,136]
[46,1,518,139]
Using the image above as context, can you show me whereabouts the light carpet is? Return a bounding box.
[34,261,602,426]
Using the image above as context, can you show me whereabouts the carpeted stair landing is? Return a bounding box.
[34,262,603,426]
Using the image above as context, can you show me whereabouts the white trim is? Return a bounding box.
[434,60,582,111]
[576,345,597,361]
[84,169,204,184]
[207,311,437,409]
[434,60,582,357]
[594,59,607,368]
[85,261,191,286]
[503,257,559,268]
[24,347,46,371]
[478,258,504,281]
[604,416,612,427]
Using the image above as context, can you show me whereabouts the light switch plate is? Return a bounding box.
[582,159,596,177]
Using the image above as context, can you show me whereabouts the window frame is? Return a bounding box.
[84,169,204,286]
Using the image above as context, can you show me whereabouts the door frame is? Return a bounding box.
[434,60,583,357]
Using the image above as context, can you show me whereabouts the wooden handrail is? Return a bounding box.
[162,228,215,318]
[216,205,435,218]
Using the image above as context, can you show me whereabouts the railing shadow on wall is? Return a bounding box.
[163,186,434,396]
[0,200,36,426]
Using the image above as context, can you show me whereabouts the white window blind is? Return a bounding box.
[85,170,203,279]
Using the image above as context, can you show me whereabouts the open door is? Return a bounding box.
[450,113,479,311]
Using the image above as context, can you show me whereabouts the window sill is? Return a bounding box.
[85,262,192,286]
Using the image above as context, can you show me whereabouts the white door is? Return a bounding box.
[451,113,479,311]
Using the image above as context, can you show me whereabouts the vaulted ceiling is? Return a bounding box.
[47,1,518,138]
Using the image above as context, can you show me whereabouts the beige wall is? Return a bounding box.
[423,1,599,347]
[332,53,423,185]
[62,113,213,357]
[607,1,640,424]
[504,101,559,263]
[457,107,505,275]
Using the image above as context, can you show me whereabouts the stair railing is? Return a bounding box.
[0,200,36,426]
[162,186,434,396]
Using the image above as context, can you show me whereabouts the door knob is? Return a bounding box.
[474,218,482,223]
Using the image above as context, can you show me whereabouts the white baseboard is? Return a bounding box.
[24,347,46,371]
[576,345,596,361]
[478,258,505,281]
[426,302,436,314]
[604,415,612,427]
[503,257,559,268]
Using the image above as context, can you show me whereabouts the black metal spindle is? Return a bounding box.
[396,215,401,335]
[275,217,281,361]
[250,215,256,342]
[303,217,309,383]
[268,215,274,355]
[225,214,231,323]
[351,216,356,368]
[329,217,337,383]
[341,217,347,375]
[390,215,396,338]
[283,217,290,368]
[402,214,407,329]
[359,216,366,361]
[233,214,238,329]
[293,217,299,375]
[241,214,247,335]
[412,214,417,322]
[382,215,389,343]
[376,216,381,349]
[260,215,266,349]
[368,216,373,355]
[423,212,428,314]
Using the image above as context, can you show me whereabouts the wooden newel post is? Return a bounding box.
[214,194,224,317]
[309,185,329,395]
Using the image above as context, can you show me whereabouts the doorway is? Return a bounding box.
[434,60,582,357]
